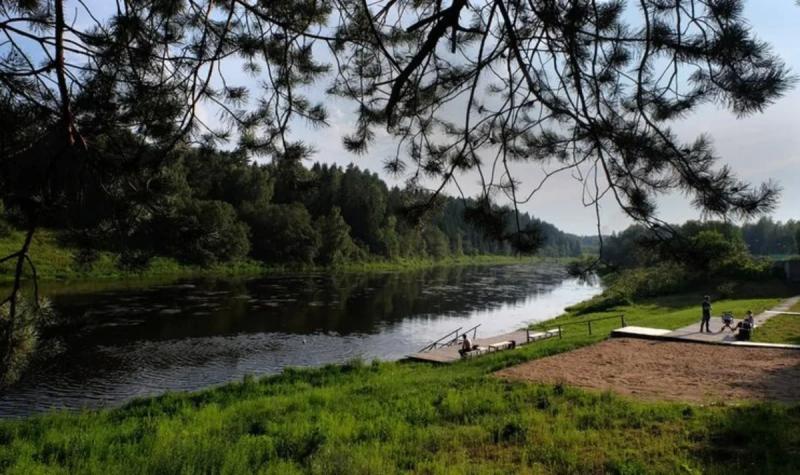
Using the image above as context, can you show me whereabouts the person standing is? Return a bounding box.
[700,295,712,333]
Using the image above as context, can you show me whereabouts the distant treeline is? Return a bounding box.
[603,218,800,264]
[740,218,800,256]
[0,147,586,268]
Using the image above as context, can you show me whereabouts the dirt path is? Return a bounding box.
[496,338,800,403]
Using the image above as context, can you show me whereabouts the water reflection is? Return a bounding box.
[0,264,600,417]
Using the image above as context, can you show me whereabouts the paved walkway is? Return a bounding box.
[665,296,800,343]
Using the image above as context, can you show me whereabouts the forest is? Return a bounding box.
[0,145,585,270]
[3,141,797,274]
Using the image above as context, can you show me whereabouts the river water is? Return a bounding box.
[0,263,600,417]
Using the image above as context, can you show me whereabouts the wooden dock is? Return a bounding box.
[406,329,558,364]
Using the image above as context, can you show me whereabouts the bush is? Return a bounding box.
[566,291,631,315]
[604,263,693,300]
[242,202,320,264]
[73,247,100,272]
[683,229,771,280]
[155,200,251,266]
[116,249,153,271]
[716,281,738,299]
[316,207,357,266]
[423,226,450,260]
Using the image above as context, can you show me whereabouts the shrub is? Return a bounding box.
[316,207,357,266]
[423,226,450,260]
[242,202,320,264]
[716,281,738,299]
[116,249,153,272]
[155,199,251,266]
[566,291,631,315]
[605,263,692,300]
[73,247,100,272]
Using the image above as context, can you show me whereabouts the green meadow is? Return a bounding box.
[1,290,798,474]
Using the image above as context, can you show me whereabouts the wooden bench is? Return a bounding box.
[461,346,488,358]
[487,340,516,352]
[526,328,561,343]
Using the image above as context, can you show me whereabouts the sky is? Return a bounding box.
[55,1,800,235]
[282,1,800,235]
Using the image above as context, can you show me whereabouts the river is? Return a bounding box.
[0,263,601,417]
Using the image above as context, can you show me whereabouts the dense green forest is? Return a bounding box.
[0,147,585,270]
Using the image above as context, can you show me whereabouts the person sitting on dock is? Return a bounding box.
[719,311,736,333]
[458,334,475,357]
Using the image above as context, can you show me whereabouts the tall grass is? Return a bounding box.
[1,292,799,473]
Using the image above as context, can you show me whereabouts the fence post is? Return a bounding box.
[621,314,626,327]
[588,321,592,335]
[558,325,562,339]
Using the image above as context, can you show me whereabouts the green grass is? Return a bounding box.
[746,298,800,345]
[752,315,800,345]
[533,293,782,337]
[1,291,799,474]
[0,229,541,284]
[0,229,266,283]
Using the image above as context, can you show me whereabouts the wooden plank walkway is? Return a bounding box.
[406,329,557,364]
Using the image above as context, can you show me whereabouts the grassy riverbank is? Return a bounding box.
[1,288,799,473]
[531,293,783,338]
[0,229,540,284]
